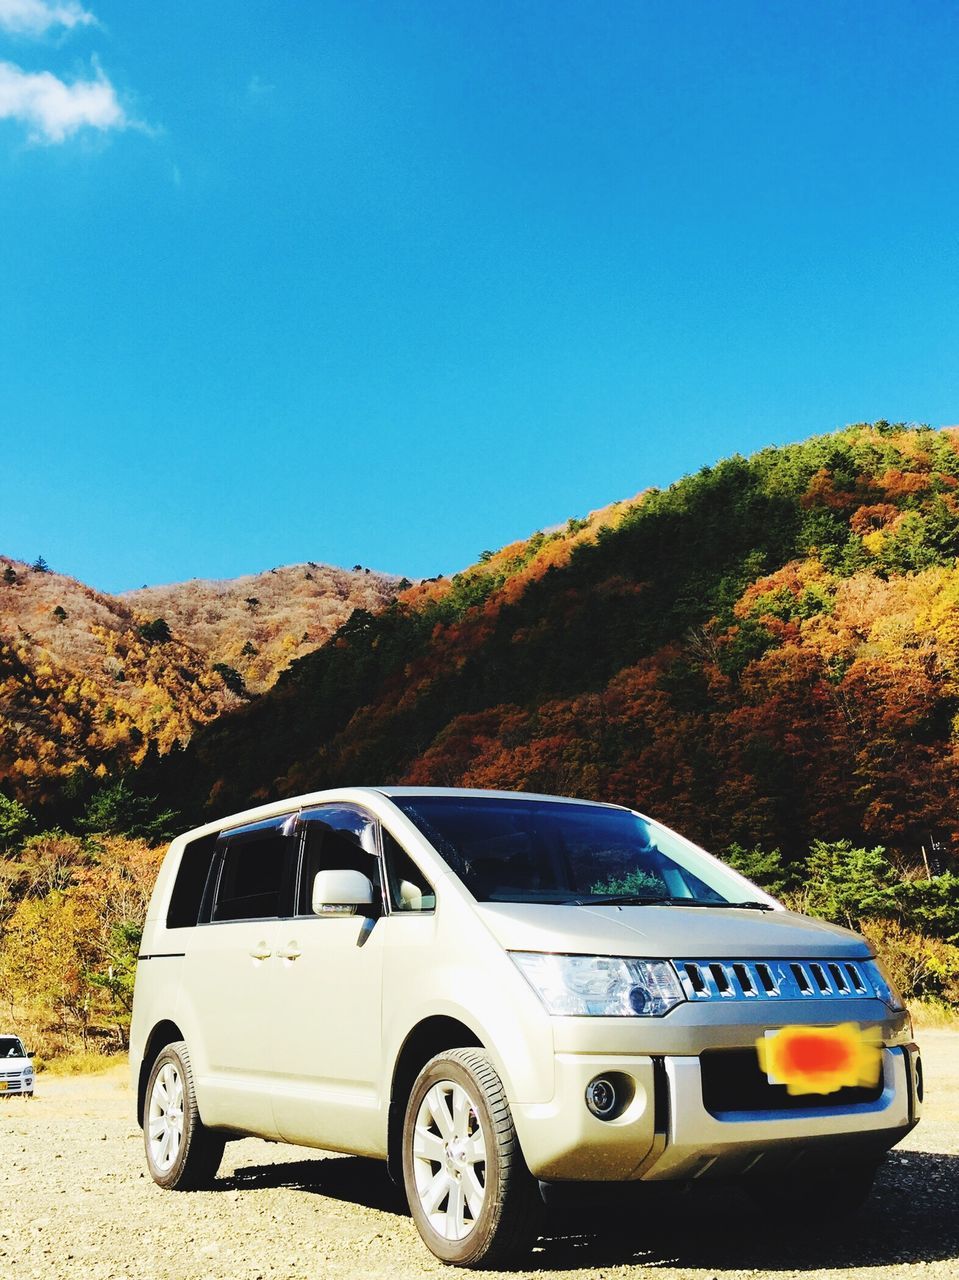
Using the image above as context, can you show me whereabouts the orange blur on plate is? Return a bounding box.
[756,1022,882,1095]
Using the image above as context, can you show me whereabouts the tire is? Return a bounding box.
[402,1048,541,1267]
[143,1041,225,1190]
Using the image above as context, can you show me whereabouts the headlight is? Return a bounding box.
[862,956,906,1011]
[510,952,685,1016]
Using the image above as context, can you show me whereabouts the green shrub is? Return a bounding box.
[861,919,959,1006]
[788,840,899,929]
[723,844,802,901]
[77,780,178,844]
[0,794,33,847]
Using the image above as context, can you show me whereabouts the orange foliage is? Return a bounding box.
[850,504,901,535]
[876,468,931,499]
[801,469,859,510]
[0,556,398,800]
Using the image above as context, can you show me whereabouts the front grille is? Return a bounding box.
[700,1048,885,1115]
[674,957,871,1002]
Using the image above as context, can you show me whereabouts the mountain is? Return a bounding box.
[122,563,401,694]
[0,558,400,801]
[142,421,959,861]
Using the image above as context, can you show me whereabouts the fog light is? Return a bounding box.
[585,1077,617,1118]
[585,1072,634,1120]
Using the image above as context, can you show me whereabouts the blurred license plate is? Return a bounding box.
[758,1023,880,1095]
[0,1081,7,1091]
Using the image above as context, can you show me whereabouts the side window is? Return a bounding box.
[383,828,435,912]
[296,805,382,915]
[211,824,297,922]
[167,833,218,928]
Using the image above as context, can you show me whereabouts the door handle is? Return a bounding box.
[249,946,272,960]
[277,945,302,961]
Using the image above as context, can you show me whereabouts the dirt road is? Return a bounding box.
[2,1032,956,1280]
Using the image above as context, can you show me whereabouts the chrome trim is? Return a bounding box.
[674,958,870,1003]
[641,1047,913,1180]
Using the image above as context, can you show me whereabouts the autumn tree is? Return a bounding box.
[86,919,142,1047]
[0,890,101,1048]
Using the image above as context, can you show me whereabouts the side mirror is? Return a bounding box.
[312,869,374,916]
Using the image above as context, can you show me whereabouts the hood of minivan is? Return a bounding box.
[474,902,869,959]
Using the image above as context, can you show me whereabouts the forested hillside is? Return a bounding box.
[146,422,959,865]
[123,563,400,693]
[0,558,242,798]
[6,420,959,1058]
[0,558,400,804]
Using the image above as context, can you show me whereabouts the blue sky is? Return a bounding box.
[2,1,958,592]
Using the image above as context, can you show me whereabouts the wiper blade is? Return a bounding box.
[574,894,684,906]
[577,895,775,911]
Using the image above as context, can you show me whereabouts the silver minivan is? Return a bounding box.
[129,787,921,1266]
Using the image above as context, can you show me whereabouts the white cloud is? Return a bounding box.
[0,59,126,143]
[0,0,95,36]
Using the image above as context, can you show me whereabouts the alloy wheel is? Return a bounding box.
[411,1079,488,1241]
[148,1062,184,1172]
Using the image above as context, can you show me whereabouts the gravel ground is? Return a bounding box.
[1,1032,956,1280]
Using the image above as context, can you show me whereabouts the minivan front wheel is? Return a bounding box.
[402,1048,540,1267]
[144,1041,225,1190]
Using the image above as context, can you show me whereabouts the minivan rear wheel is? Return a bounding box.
[402,1048,540,1267]
[144,1041,225,1190]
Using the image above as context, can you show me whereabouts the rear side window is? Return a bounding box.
[167,833,218,928]
[211,821,298,922]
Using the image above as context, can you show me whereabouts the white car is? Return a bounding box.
[130,787,921,1267]
[0,1035,34,1097]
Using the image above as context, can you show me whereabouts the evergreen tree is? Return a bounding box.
[137,618,172,644]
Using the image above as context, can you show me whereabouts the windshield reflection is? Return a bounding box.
[392,796,754,907]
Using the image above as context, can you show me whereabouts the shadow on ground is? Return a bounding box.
[222,1148,959,1272]
[223,1155,409,1216]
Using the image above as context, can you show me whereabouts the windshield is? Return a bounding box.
[391,795,762,906]
[0,1037,25,1058]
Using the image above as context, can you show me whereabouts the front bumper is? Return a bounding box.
[513,1042,921,1182]
[0,1076,33,1096]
